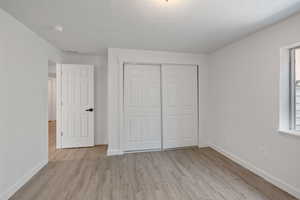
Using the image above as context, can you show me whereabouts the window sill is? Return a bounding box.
[278,129,300,137]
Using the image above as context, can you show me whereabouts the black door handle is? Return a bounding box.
[85,108,94,112]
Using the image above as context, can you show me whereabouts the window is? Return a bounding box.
[289,47,300,131]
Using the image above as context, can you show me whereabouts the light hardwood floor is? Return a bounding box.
[48,120,57,161]
[9,124,298,200]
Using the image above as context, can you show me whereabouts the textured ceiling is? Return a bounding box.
[1,0,300,55]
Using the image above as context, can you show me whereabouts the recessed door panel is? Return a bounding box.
[162,65,198,149]
[124,64,161,151]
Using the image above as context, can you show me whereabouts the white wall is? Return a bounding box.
[208,13,300,198]
[61,52,108,145]
[107,48,209,155]
[0,8,62,200]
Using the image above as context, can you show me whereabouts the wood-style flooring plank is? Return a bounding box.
[9,124,299,200]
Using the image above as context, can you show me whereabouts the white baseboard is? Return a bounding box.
[0,160,48,200]
[107,149,124,156]
[198,144,209,148]
[210,144,300,199]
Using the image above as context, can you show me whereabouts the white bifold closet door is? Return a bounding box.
[124,64,162,151]
[162,65,198,149]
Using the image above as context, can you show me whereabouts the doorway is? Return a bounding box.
[56,64,95,149]
[48,61,57,160]
[48,63,95,160]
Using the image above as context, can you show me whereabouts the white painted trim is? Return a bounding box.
[125,148,162,154]
[56,64,62,149]
[198,144,209,148]
[119,58,125,153]
[281,41,300,50]
[278,129,300,137]
[90,65,95,147]
[0,160,48,200]
[107,149,124,156]
[210,144,300,199]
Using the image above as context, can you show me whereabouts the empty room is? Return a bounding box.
[1,0,300,200]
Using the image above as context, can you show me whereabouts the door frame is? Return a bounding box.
[56,64,95,149]
[56,64,62,149]
[120,61,200,153]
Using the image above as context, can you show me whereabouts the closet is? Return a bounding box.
[124,64,198,152]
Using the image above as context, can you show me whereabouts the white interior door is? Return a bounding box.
[162,65,198,149]
[60,64,94,148]
[124,64,161,151]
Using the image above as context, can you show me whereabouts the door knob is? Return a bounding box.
[85,108,94,112]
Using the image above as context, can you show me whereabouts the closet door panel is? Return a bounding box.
[124,64,161,151]
[162,65,198,149]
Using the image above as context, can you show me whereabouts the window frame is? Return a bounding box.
[289,47,300,131]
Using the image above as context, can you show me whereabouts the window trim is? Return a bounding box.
[278,43,300,137]
[289,48,296,130]
[289,46,300,132]
[278,129,300,137]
